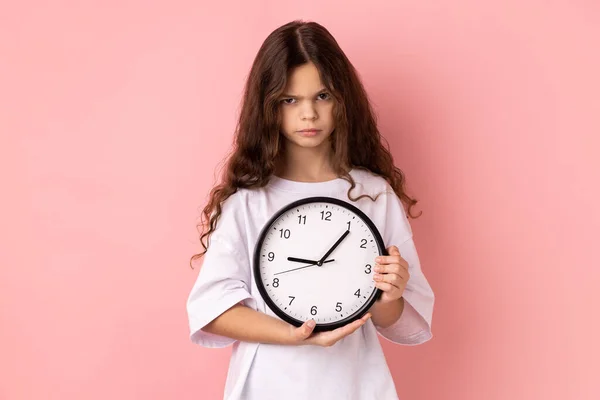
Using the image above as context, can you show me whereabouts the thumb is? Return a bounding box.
[387,245,400,256]
[295,319,316,340]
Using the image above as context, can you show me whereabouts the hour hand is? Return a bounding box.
[287,256,319,264]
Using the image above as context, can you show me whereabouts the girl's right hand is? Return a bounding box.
[288,313,372,347]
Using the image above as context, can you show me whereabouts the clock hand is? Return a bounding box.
[287,257,320,264]
[317,229,350,266]
[274,259,335,276]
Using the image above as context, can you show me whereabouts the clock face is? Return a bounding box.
[253,196,385,332]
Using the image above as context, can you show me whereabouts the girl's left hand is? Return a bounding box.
[373,245,410,304]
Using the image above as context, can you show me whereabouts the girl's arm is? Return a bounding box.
[370,297,405,328]
[202,303,371,347]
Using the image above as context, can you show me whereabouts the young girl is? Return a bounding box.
[187,20,434,400]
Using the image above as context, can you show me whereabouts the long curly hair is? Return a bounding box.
[190,20,421,268]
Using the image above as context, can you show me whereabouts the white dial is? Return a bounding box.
[253,197,385,331]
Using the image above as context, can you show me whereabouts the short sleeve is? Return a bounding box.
[374,189,435,345]
[186,194,258,348]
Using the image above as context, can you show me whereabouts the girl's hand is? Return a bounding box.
[373,245,409,304]
[288,313,372,347]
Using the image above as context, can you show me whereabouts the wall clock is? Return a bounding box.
[253,196,386,332]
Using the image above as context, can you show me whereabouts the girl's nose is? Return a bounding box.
[301,104,318,120]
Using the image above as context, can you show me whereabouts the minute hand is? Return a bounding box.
[318,229,350,265]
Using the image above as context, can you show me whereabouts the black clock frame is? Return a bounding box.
[252,196,387,332]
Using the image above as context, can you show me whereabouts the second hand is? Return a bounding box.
[274,259,335,276]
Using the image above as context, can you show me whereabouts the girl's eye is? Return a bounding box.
[280,93,330,105]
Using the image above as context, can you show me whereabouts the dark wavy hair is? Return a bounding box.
[190,20,421,268]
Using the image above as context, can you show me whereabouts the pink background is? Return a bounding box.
[1,1,598,399]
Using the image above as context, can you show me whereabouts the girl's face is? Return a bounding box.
[278,62,335,152]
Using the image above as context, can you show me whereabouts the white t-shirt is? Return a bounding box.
[187,168,435,400]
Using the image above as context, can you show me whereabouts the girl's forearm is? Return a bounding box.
[202,303,297,345]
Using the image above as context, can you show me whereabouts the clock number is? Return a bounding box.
[288,296,295,305]
[365,264,372,274]
[354,289,361,298]
[268,252,275,262]
[335,302,343,312]
[279,229,291,239]
[298,215,306,224]
[311,306,318,316]
[273,278,279,288]
[360,239,367,248]
[347,221,351,231]
[320,211,332,221]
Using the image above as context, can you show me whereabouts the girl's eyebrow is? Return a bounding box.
[281,88,328,99]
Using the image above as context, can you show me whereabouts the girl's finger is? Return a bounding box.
[375,256,408,268]
[374,272,404,286]
[385,268,409,281]
[320,313,371,346]
[379,263,409,277]
[374,280,399,292]
[373,264,410,281]
[374,263,406,275]
[400,269,410,281]
[375,255,405,265]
